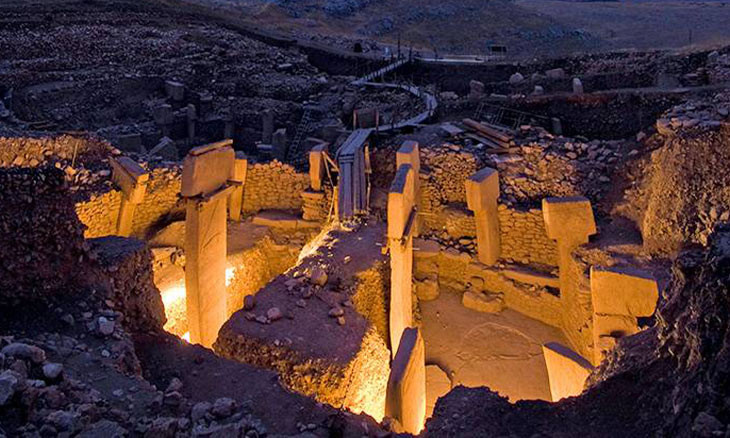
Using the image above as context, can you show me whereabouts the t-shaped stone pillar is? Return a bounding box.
[542,196,596,302]
[228,152,247,222]
[465,167,500,265]
[590,266,659,363]
[385,327,426,435]
[388,164,417,359]
[182,140,235,347]
[308,143,328,192]
[110,157,149,237]
[543,196,596,250]
[397,141,420,236]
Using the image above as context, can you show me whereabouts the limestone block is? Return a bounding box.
[426,365,451,418]
[572,78,584,94]
[545,68,566,80]
[462,290,505,313]
[229,154,248,183]
[397,141,420,177]
[228,155,247,221]
[152,104,174,126]
[593,314,640,339]
[185,187,231,347]
[110,157,149,203]
[165,80,185,101]
[118,133,143,153]
[590,266,659,317]
[465,168,499,212]
[542,197,596,244]
[386,328,426,435]
[414,239,440,259]
[465,168,500,265]
[415,277,439,301]
[181,140,234,198]
[388,165,416,240]
[542,342,593,402]
[308,144,328,191]
[390,236,413,359]
[261,109,274,144]
[272,128,288,159]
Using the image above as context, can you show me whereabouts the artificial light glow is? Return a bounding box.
[297,222,339,263]
[226,266,236,287]
[161,285,186,308]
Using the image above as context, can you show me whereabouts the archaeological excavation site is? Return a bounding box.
[1,0,730,436]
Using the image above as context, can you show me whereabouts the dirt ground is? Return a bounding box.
[421,289,568,403]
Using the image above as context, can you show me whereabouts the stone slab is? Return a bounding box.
[386,327,426,434]
[542,342,593,402]
[590,266,659,317]
[110,157,149,203]
[185,193,228,347]
[388,165,416,240]
[462,290,505,313]
[542,196,596,243]
[181,140,234,198]
[502,266,559,289]
[465,167,499,212]
[425,365,451,418]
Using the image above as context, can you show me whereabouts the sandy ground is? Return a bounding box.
[421,288,570,403]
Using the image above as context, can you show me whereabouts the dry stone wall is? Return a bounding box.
[0,167,87,301]
[76,166,183,239]
[242,160,310,214]
[413,241,562,328]
[498,206,558,267]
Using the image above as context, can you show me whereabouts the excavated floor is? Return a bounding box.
[421,288,569,402]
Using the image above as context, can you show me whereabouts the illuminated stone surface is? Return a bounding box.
[180,140,234,198]
[183,141,235,347]
[465,167,501,265]
[388,164,416,358]
[542,342,593,402]
[386,327,426,435]
[228,153,248,222]
[110,156,149,237]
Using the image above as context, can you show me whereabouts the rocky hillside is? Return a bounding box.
[617,91,730,255]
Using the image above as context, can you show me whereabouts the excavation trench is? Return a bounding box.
[149,219,320,341]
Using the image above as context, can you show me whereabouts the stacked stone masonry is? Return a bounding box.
[242,160,310,214]
[76,167,183,239]
[498,206,558,267]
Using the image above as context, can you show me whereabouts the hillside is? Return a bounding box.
[186,0,730,57]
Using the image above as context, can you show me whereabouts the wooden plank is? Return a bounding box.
[462,118,513,145]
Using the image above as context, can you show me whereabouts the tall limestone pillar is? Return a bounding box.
[182,140,235,347]
[227,152,247,222]
[110,157,149,237]
[542,196,597,360]
[542,196,596,289]
[388,164,417,359]
[396,140,421,236]
[385,327,426,434]
[465,167,500,265]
